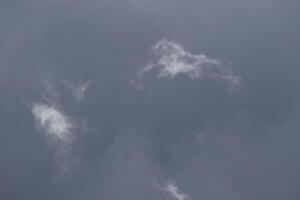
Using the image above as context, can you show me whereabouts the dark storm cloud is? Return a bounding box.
[1,0,300,200]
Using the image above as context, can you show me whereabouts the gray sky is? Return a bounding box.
[1,0,300,199]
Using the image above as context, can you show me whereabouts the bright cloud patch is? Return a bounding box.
[164,181,189,200]
[32,103,73,143]
[140,39,241,91]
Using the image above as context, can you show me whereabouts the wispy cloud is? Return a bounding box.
[31,79,97,178]
[155,179,190,200]
[164,181,189,200]
[32,102,74,143]
[139,39,241,92]
[64,80,92,102]
[31,101,77,177]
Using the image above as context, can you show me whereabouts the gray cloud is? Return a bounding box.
[1,0,300,200]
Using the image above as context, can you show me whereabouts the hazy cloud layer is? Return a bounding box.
[1,0,300,200]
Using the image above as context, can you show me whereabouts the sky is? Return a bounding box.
[0,0,300,199]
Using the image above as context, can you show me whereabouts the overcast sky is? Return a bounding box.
[1,0,300,200]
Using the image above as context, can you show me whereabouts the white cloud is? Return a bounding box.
[32,102,73,143]
[139,39,241,92]
[164,181,189,200]
[64,80,91,102]
[31,80,96,177]
[32,102,78,177]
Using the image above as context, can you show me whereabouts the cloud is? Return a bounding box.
[163,181,189,200]
[64,80,92,102]
[32,101,78,177]
[139,39,241,91]
[30,79,98,178]
[32,102,74,143]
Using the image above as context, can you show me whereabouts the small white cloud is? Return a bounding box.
[154,180,189,200]
[32,102,73,143]
[64,80,92,102]
[32,102,78,177]
[31,80,95,177]
[164,181,189,200]
[139,39,241,92]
